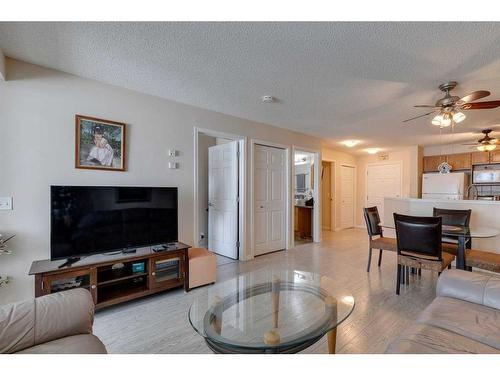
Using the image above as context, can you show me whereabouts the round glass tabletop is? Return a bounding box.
[381,223,499,239]
[188,269,355,354]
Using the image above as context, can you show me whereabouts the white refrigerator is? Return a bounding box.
[422,172,469,200]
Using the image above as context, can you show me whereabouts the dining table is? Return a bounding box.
[380,223,499,270]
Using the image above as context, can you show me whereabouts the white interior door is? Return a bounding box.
[366,163,402,219]
[340,165,355,229]
[208,141,239,259]
[254,144,286,256]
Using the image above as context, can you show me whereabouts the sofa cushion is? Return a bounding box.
[0,299,35,353]
[370,237,397,251]
[437,269,500,310]
[418,296,500,350]
[17,334,107,354]
[386,323,499,354]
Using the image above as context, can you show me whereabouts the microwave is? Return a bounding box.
[472,164,500,185]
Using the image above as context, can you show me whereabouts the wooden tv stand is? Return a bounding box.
[29,242,191,310]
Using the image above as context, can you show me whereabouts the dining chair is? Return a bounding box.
[465,249,500,273]
[363,206,397,272]
[433,207,472,255]
[394,213,455,295]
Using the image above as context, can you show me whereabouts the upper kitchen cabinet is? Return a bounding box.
[423,155,447,173]
[472,151,491,165]
[446,153,472,171]
[489,149,500,163]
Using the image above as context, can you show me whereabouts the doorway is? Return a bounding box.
[321,161,335,231]
[366,162,402,219]
[252,143,287,256]
[340,165,355,229]
[292,148,321,245]
[194,128,246,261]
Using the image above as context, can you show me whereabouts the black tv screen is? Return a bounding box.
[50,186,178,260]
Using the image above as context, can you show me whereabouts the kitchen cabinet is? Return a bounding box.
[423,155,447,173]
[472,151,490,165]
[447,153,471,170]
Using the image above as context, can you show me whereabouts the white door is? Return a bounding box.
[366,163,402,220]
[340,165,355,229]
[254,144,286,256]
[208,141,239,259]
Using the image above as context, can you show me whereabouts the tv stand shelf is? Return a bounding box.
[29,243,191,310]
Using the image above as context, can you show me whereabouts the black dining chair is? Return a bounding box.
[363,207,397,272]
[433,207,472,255]
[393,213,455,295]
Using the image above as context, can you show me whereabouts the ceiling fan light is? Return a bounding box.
[485,144,497,151]
[431,115,443,126]
[441,113,452,127]
[452,111,466,123]
[477,145,487,152]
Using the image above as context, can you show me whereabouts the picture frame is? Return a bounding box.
[75,114,126,171]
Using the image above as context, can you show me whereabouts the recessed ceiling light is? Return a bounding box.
[340,140,361,148]
[261,95,275,103]
[364,148,381,154]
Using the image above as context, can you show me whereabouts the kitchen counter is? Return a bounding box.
[383,197,500,253]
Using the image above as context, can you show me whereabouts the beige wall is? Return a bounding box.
[321,147,357,230]
[0,58,328,303]
[355,146,421,226]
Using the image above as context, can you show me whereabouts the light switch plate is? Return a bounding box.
[168,149,178,157]
[168,162,179,169]
[0,197,13,210]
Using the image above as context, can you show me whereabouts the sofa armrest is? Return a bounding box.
[0,288,95,353]
[437,269,500,310]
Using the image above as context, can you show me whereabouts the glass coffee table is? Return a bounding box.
[188,269,355,354]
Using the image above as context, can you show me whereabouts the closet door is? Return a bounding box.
[254,144,286,256]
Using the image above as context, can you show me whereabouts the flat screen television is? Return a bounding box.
[50,186,178,260]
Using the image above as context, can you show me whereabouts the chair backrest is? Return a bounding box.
[394,213,442,260]
[363,206,382,237]
[433,207,471,227]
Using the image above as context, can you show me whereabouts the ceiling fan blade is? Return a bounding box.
[458,90,490,104]
[413,105,437,108]
[461,100,500,110]
[402,110,436,123]
[461,143,480,146]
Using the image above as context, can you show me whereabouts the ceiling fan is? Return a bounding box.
[462,129,499,151]
[403,81,500,126]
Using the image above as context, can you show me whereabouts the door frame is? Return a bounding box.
[250,139,291,259]
[339,163,357,230]
[193,127,247,260]
[321,160,336,231]
[292,146,321,245]
[364,160,403,214]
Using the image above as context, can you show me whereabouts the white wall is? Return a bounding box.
[0,58,329,303]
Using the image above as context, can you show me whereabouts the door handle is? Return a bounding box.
[208,202,214,207]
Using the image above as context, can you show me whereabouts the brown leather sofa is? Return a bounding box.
[386,269,500,353]
[0,288,106,354]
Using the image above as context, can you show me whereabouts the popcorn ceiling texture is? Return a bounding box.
[1,22,499,150]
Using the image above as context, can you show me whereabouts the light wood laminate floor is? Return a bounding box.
[93,229,437,353]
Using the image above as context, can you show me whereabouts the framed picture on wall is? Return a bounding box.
[75,114,126,171]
